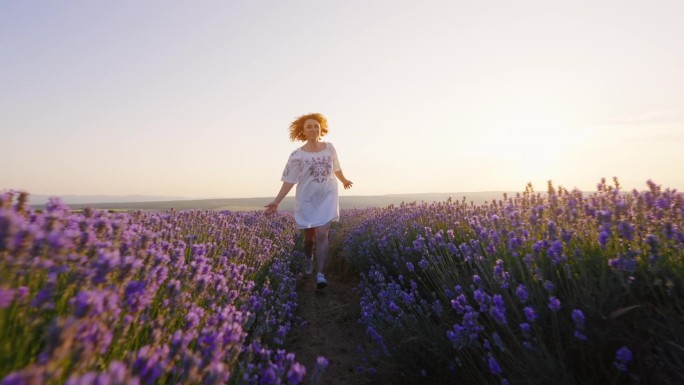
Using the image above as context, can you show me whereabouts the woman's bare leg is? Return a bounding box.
[303,228,316,257]
[315,223,330,274]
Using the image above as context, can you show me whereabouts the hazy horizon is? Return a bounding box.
[2,1,682,197]
[25,190,574,212]
[19,182,669,208]
[23,189,519,205]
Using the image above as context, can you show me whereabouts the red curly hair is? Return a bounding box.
[288,113,329,141]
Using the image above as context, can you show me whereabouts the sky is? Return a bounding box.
[1,0,683,199]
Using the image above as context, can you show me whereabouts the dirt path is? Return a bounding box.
[288,257,377,385]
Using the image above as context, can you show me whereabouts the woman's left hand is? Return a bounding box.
[342,180,353,189]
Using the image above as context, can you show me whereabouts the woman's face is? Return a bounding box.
[303,119,321,140]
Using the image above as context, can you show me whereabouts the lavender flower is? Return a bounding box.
[614,346,633,372]
[571,309,585,329]
[418,258,428,270]
[306,356,327,384]
[571,309,588,341]
[287,362,306,384]
[487,355,503,376]
[455,293,469,309]
[598,230,610,247]
[618,221,635,240]
[474,289,491,313]
[515,284,528,303]
[645,233,659,254]
[0,287,15,308]
[519,322,531,335]
[548,296,561,312]
[489,295,507,325]
[472,274,482,287]
[493,260,510,289]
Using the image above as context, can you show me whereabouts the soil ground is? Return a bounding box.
[287,254,380,385]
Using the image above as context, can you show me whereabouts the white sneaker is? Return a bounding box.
[304,257,313,275]
[316,272,327,289]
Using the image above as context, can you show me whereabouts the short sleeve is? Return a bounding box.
[328,142,342,172]
[281,150,302,183]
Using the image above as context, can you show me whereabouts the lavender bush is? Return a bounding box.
[0,192,304,385]
[342,179,683,384]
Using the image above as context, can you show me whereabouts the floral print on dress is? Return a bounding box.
[282,151,299,180]
[305,156,332,183]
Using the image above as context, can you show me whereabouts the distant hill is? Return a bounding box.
[27,194,194,205]
[29,192,514,211]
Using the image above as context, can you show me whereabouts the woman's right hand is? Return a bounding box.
[264,201,279,214]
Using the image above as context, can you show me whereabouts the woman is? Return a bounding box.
[265,113,353,289]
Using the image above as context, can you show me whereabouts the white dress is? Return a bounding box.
[281,142,341,229]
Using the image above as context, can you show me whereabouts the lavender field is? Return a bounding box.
[2,178,683,384]
[0,192,310,384]
[341,179,683,384]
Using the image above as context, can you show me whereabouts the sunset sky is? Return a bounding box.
[2,0,683,200]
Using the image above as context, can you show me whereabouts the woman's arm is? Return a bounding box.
[265,182,295,213]
[335,170,353,189]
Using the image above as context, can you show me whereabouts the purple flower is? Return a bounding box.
[548,296,561,312]
[547,240,564,264]
[1,372,28,385]
[71,290,105,318]
[0,288,15,308]
[16,287,29,302]
[418,258,428,269]
[515,284,528,303]
[474,289,491,313]
[614,346,632,372]
[487,355,503,376]
[519,322,531,335]
[491,332,505,352]
[645,233,659,254]
[560,228,572,242]
[543,280,554,293]
[608,252,638,272]
[286,362,306,384]
[316,356,329,369]
[618,221,635,240]
[132,346,168,383]
[571,309,585,330]
[493,260,510,289]
[401,291,414,305]
[260,366,277,384]
[472,274,482,287]
[573,330,588,341]
[304,355,327,384]
[447,323,466,346]
[30,288,54,309]
[489,295,507,325]
[599,230,610,247]
[107,361,129,382]
[124,281,152,313]
[406,261,414,272]
[483,338,491,350]
[451,294,467,314]
[524,307,538,322]
[547,221,558,239]
[65,372,98,385]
